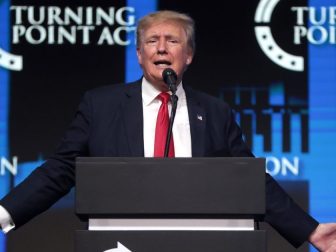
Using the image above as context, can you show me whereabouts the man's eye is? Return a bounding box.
[147,40,157,44]
[169,40,178,43]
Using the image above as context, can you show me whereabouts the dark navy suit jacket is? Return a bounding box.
[0,80,318,247]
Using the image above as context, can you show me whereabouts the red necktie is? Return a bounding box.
[154,92,175,157]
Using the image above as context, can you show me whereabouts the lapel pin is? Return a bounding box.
[197,115,203,121]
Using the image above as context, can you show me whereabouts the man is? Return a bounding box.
[1,10,336,251]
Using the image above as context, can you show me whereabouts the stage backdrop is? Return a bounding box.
[0,0,335,251]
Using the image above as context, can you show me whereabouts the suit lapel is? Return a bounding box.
[122,81,144,156]
[185,86,206,157]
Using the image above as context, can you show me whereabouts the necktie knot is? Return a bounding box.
[158,92,170,104]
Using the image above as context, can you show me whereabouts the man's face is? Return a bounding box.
[137,21,193,91]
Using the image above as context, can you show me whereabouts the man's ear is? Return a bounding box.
[136,48,142,65]
[186,53,193,66]
[186,57,192,65]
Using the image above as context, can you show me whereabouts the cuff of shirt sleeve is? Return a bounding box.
[0,205,15,233]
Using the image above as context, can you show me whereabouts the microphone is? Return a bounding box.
[161,68,178,157]
[162,68,177,93]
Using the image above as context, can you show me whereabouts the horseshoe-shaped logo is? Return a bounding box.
[0,48,23,71]
[255,0,304,72]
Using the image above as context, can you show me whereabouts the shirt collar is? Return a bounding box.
[141,77,184,106]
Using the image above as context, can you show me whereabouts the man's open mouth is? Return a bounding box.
[154,60,172,66]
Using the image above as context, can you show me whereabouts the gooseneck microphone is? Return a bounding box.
[162,68,178,157]
[162,68,177,93]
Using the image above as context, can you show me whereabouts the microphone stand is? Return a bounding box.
[164,88,178,157]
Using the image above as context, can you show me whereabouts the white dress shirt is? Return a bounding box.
[0,205,15,233]
[0,78,193,233]
[142,77,192,157]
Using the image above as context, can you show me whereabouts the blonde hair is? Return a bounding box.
[136,10,195,53]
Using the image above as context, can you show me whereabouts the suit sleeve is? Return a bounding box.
[226,108,319,247]
[0,91,92,229]
[264,174,319,248]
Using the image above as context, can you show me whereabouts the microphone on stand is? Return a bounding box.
[162,68,177,94]
[162,68,179,157]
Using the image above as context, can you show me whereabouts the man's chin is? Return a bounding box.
[153,80,169,92]
[144,74,170,91]
[155,83,169,92]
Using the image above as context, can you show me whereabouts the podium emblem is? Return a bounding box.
[103,242,132,252]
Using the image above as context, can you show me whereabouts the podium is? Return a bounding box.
[75,157,266,252]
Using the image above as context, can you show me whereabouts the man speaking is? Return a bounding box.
[1,10,336,251]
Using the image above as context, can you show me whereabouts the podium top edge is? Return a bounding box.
[76,157,266,162]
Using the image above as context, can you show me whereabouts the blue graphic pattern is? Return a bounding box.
[0,0,10,250]
[253,0,336,251]
[307,0,336,250]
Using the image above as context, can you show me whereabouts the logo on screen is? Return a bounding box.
[1,5,137,71]
[10,6,136,46]
[0,48,23,71]
[254,0,336,72]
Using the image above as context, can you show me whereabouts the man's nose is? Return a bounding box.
[157,39,167,54]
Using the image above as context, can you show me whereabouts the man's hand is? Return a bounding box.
[310,223,336,251]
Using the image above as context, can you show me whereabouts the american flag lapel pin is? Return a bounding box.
[197,114,203,121]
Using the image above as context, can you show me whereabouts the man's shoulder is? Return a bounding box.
[185,86,231,110]
[85,80,141,100]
